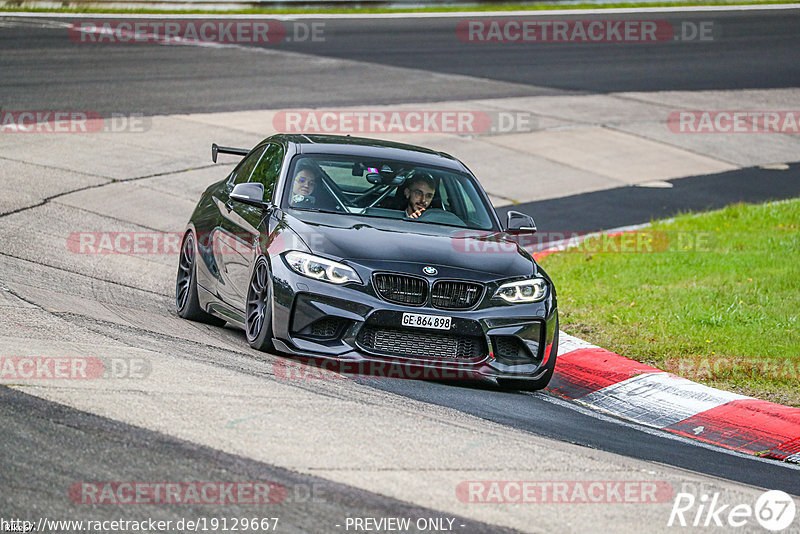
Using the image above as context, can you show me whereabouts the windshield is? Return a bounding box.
[282,155,497,231]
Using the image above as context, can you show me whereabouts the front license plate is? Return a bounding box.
[401,313,452,330]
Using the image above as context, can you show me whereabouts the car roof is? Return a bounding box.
[267,134,468,172]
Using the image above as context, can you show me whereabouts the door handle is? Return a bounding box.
[225,199,235,211]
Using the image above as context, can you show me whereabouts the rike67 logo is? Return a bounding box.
[668,489,797,531]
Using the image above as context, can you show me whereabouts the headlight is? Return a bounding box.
[493,278,548,303]
[284,251,361,285]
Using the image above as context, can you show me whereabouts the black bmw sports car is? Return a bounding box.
[176,134,558,391]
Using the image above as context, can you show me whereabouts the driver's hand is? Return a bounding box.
[408,207,426,219]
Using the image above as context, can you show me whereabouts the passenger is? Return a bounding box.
[290,162,320,206]
[403,172,436,219]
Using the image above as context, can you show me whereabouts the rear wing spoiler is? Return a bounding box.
[212,143,249,163]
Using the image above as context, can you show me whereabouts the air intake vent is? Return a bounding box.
[431,280,483,310]
[491,335,539,365]
[357,326,485,360]
[373,274,427,306]
[308,317,347,339]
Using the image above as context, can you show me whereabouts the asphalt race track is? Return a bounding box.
[496,162,800,232]
[1,10,799,114]
[1,7,800,533]
[0,387,512,533]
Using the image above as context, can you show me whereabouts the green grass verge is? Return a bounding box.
[1,0,798,15]
[539,198,800,407]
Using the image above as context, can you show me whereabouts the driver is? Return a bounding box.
[290,161,320,207]
[403,172,436,219]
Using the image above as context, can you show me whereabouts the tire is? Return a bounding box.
[245,257,275,352]
[496,321,559,392]
[175,231,226,327]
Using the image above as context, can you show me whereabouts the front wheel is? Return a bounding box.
[246,258,275,352]
[175,232,225,326]
[496,323,559,392]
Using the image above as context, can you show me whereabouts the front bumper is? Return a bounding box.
[270,259,558,382]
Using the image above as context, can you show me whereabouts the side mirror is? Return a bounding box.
[506,210,537,233]
[230,183,269,209]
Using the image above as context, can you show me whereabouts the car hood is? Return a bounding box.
[283,210,537,280]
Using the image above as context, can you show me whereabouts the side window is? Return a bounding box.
[451,179,475,218]
[228,145,268,186]
[249,143,285,202]
[438,178,452,211]
[453,176,493,229]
